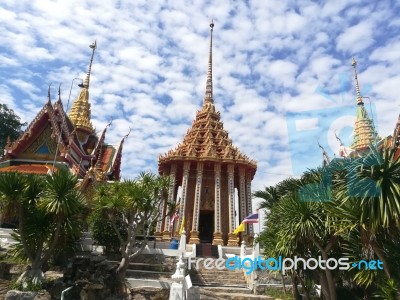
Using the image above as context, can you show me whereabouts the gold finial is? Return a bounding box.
[203,21,214,105]
[352,57,363,105]
[83,41,97,89]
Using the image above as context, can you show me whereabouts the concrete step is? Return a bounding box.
[193,281,248,288]
[192,276,246,284]
[109,260,171,272]
[126,270,173,279]
[199,286,252,294]
[189,267,243,274]
[197,273,246,280]
[199,287,273,300]
[194,269,244,275]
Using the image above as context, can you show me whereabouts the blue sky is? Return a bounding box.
[1,0,400,210]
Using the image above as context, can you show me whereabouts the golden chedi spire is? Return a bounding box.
[351,57,378,151]
[159,22,256,170]
[68,41,96,133]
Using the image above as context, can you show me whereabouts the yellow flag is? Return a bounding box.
[179,217,185,234]
[233,222,245,235]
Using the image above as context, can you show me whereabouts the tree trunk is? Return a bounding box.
[319,272,330,300]
[291,272,301,300]
[17,260,44,285]
[311,237,337,300]
[297,272,311,300]
[116,255,130,298]
[281,272,286,294]
[320,251,336,299]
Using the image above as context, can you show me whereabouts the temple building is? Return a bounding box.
[326,58,380,160]
[157,22,257,246]
[322,58,400,164]
[0,42,127,191]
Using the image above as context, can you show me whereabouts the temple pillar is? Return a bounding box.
[189,162,203,244]
[212,163,223,245]
[227,164,239,246]
[161,164,177,241]
[176,162,190,236]
[239,166,247,239]
[246,171,254,236]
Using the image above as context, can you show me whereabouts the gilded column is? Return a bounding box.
[161,164,177,241]
[227,164,239,246]
[177,161,190,236]
[189,162,203,244]
[246,171,254,236]
[212,163,224,245]
[239,166,247,235]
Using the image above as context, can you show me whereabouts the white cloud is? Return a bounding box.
[0,0,399,194]
[336,21,374,53]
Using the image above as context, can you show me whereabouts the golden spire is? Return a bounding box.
[83,41,97,88]
[352,57,363,105]
[68,41,96,133]
[203,20,214,105]
[351,58,378,151]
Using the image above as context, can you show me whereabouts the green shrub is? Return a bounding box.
[264,287,293,300]
[88,210,127,253]
[9,278,44,292]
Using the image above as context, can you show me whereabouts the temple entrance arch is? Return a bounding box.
[199,210,214,243]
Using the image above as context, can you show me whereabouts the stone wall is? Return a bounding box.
[50,255,119,300]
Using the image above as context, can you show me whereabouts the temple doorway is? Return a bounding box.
[199,210,214,243]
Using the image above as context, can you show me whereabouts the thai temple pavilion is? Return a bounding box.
[327,58,400,162]
[0,42,127,190]
[332,58,380,160]
[157,22,257,246]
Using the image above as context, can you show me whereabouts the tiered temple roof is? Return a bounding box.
[159,22,256,174]
[0,42,127,186]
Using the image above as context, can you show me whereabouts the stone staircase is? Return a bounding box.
[121,255,176,290]
[189,244,273,299]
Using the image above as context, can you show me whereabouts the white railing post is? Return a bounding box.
[191,243,196,257]
[240,240,246,258]
[253,233,260,258]
[170,253,186,300]
[218,245,223,258]
[252,233,259,294]
[178,229,186,257]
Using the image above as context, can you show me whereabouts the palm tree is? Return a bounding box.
[258,167,341,300]
[0,169,85,284]
[335,147,400,279]
[0,172,42,266]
